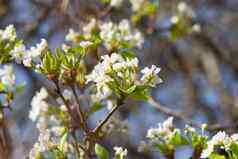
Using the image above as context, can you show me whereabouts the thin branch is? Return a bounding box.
[70,84,88,132]
[148,97,200,127]
[71,129,85,157]
[93,98,124,134]
[53,80,72,115]
[53,80,87,155]
[148,97,238,132]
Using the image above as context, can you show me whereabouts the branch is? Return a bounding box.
[148,97,200,127]
[93,98,124,134]
[53,80,72,115]
[148,97,238,132]
[70,84,88,132]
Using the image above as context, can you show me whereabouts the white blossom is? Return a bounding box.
[0,24,16,41]
[192,24,201,32]
[113,146,128,159]
[141,65,162,87]
[110,0,123,8]
[66,29,80,43]
[184,125,196,134]
[177,2,195,18]
[10,43,26,63]
[146,117,176,142]
[23,39,48,67]
[200,131,237,158]
[130,0,144,12]
[86,53,139,99]
[82,18,97,38]
[29,88,49,121]
[99,20,144,50]
[170,16,179,24]
[0,65,15,89]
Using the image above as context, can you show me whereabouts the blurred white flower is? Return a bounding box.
[0,24,16,41]
[83,18,97,37]
[23,39,48,67]
[10,43,26,63]
[110,0,123,8]
[147,117,175,142]
[141,65,162,87]
[29,88,48,121]
[0,65,15,89]
[66,28,80,43]
[130,0,144,12]
[201,131,237,158]
[99,20,144,50]
[113,146,128,159]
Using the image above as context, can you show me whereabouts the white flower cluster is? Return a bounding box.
[10,42,26,63]
[0,25,16,41]
[141,65,162,87]
[146,117,179,143]
[171,2,194,24]
[0,25,48,67]
[86,53,162,99]
[0,65,15,91]
[29,88,71,159]
[86,53,138,99]
[66,29,81,43]
[113,146,128,159]
[201,131,238,158]
[10,38,48,67]
[23,39,48,67]
[129,0,144,12]
[82,18,97,38]
[177,2,195,18]
[99,19,144,50]
[29,88,49,121]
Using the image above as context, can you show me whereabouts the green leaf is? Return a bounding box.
[143,3,158,15]
[125,85,137,94]
[95,144,109,159]
[120,50,136,60]
[59,130,68,152]
[155,143,167,154]
[0,83,5,91]
[209,153,226,159]
[128,85,149,101]
[170,131,189,145]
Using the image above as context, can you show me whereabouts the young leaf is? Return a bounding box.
[95,144,109,159]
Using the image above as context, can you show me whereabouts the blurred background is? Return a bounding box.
[0,0,238,158]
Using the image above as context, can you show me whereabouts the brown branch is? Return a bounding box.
[148,97,200,128]
[93,98,124,134]
[70,84,88,132]
[148,97,238,132]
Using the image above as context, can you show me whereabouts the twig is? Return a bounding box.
[148,97,238,132]
[70,84,88,132]
[148,97,200,127]
[93,98,124,134]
